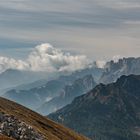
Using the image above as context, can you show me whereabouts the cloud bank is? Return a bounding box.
[95,61,106,69]
[0,57,29,73]
[0,43,91,73]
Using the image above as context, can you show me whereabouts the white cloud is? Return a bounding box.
[95,55,123,68]
[0,43,91,73]
[0,56,29,73]
[112,55,123,63]
[95,60,106,68]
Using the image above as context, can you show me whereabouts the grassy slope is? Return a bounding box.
[0,97,89,140]
[0,135,15,140]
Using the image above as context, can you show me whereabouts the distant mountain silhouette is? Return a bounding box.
[3,66,101,114]
[37,75,96,115]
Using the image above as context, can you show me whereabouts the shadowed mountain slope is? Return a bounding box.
[49,75,140,140]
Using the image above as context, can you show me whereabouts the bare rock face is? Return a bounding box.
[100,57,140,84]
[0,112,44,140]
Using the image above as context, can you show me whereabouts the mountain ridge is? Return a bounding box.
[3,74,97,114]
[37,74,96,115]
[100,57,140,83]
[49,74,140,140]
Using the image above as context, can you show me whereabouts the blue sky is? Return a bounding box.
[0,0,140,60]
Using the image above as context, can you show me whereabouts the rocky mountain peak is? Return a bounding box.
[100,57,140,84]
[49,75,140,140]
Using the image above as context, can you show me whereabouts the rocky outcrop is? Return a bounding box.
[0,112,44,140]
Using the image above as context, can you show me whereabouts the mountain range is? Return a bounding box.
[2,57,140,116]
[2,67,100,114]
[100,57,140,83]
[37,75,96,115]
[0,57,140,140]
[49,75,140,140]
[0,69,53,95]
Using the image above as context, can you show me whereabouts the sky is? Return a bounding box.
[0,0,140,61]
